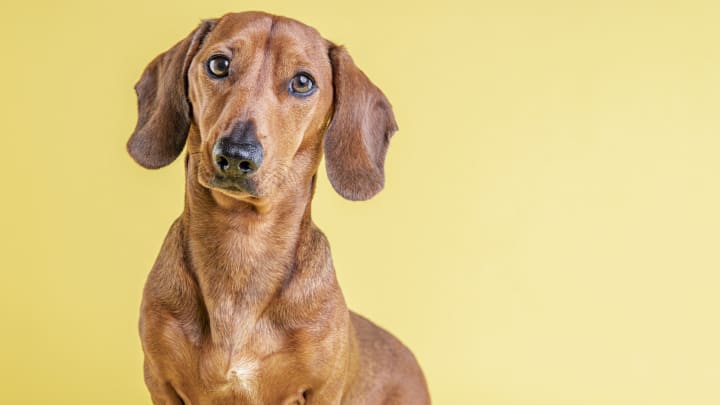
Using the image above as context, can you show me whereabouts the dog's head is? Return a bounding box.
[128,12,397,204]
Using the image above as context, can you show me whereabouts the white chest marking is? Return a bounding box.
[227,358,259,392]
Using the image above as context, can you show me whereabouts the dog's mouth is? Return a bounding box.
[209,175,258,196]
[194,158,275,213]
[196,165,259,198]
[197,172,271,213]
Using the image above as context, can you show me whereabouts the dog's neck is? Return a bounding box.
[181,156,317,346]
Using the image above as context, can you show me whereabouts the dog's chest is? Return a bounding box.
[156,315,317,404]
[195,317,273,391]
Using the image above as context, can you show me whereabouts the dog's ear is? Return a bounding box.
[325,45,398,201]
[127,20,215,169]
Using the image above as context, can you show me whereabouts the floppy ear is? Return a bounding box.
[127,20,215,169]
[325,45,398,201]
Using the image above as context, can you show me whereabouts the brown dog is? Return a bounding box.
[128,11,430,405]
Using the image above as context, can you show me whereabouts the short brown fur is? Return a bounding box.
[129,12,430,405]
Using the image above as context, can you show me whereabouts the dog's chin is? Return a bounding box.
[218,176,258,194]
[198,174,261,200]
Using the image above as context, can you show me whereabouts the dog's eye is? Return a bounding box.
[289,73,316,97]
[206,55,230,78]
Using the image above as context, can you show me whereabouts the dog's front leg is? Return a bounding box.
[144,359,186,405]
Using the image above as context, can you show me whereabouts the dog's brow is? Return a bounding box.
[282,50,312,63]
[274,45,323,71]
[205,45,234,56]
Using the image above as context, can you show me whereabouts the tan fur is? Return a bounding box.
[129,12,430,404]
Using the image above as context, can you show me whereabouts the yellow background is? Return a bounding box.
[1,0,719,403]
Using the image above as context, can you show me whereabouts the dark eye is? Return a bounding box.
[206,55,230,78]
[289,73,316,97]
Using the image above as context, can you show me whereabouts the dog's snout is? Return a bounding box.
[212,121,264,177]
[213,139,263,176]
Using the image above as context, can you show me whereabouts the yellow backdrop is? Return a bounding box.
[1,0,719,404]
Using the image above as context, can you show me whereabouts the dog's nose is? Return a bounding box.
[212,138,263,177]
[212,120,264,177]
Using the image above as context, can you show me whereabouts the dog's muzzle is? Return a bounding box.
[209,120,264,195]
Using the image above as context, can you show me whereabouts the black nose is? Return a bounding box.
[212,121,264,177]
[213,139,263,176]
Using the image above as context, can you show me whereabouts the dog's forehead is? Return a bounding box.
[210,12,327,56]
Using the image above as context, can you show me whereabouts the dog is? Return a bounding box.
[128,11,430,404]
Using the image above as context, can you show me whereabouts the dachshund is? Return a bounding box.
[128,11,430,404]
